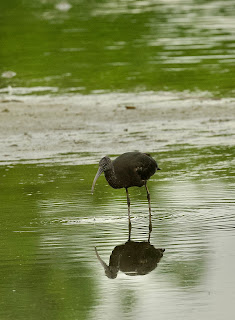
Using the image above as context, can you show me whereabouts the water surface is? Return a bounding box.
[1,146,234,320]
[1,0,235,96]
[1,1,235,319]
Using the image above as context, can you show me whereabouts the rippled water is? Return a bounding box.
[1,0,235,319]
[1,0,235,95]
[1,146,235,320]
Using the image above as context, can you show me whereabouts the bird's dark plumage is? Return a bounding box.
[109,152,158,188]
[91,152,160,230]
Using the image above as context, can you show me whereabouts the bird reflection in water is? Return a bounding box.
[95,227,165,279]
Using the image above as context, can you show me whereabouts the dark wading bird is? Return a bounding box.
[91,152,160,231]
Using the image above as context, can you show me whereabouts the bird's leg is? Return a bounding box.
[128,220,132,241]
[125,188,132,232]
[148,222,152,242]
[145,182,152,232]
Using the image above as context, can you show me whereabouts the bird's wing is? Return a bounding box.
[135,156,156,181]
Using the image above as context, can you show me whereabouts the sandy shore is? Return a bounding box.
[0,91,234,165]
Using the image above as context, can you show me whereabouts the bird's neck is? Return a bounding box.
[104,165,119,189]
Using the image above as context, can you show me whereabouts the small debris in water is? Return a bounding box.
[24,132,32,138]
[125,105,136,110]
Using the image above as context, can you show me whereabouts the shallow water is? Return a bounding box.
[1,146,235,320]
[1,0,235,96]
[1,0,235,319]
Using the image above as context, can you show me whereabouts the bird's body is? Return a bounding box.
[104,152,157,189]
[92,152,160,230]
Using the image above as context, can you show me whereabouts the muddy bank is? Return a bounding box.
[0,91,234,164]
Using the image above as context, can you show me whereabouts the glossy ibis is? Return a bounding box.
[91,152,160,230]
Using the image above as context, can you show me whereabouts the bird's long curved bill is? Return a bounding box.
[91,167,103,194]
[95,247,113,278]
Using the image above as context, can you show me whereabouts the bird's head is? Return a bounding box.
[91,156,112,194]
[99,156,112,172]
[95,247,118,279]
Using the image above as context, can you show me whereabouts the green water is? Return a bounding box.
[1,1,235,319]
[1,0,235,95]
[1,147,235,319]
